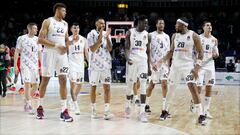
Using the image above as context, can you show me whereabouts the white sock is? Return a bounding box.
[146,97,150,105]
[73,101,79,109]
[91,103,96,111]
[26,100,31,106]
[195,104,203,116]
[162,98,166,111]
[38,98,44,107]
[104,103,110,112]
[140,104,145,113]
[204,96,211,114]
[126,100,131,107]
[61,99,67,112]
[165,84,177,111]
[134,95,139,101]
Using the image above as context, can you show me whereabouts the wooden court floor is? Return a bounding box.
[0,83,239,135]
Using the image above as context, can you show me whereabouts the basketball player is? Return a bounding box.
[68,23,88,115]
[195,21,219,119]
[145,18,170,114]
[158,17,207,125]
[87,17,113,120]
[36,3,73,122]
[125,15,151,122]
[14,23,42,114]
[0,44,10,97]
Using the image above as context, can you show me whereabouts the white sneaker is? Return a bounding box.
[139,112,148,123]
[104,111,114,120]
[205,111,213,119]
[91,110,98,119]
[125,106,131,118]
[74,109,80,115]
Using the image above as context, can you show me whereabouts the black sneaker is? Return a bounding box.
[135,99,140,106]
[2,92,6,97]
[198,115,207,126]
[145,105,151,114]
[160,110,171,121]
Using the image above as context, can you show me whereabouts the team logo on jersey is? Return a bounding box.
[212,39,215,43]
[143,35,147,40]
[187,36,190,40]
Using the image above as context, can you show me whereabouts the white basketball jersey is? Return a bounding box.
[150,31,170,64]
[172,30,195,67]
[200,34,218,68]
[16,34,42,70]
[87,29,112,71]
[129,28,149,62]
[44,17,68,52]
[68,35,86,72]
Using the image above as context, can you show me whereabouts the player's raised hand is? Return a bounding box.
[106,28,111,37]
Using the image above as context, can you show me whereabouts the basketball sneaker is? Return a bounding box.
[139,112,148,123]
[135,99,140,106]
[32,91,40,99]
[18,88,25,94]
[91,109,98,119]
[205,111,213,119]
[124,106,131,118]
[74,105,80,115]
[198,115,207,125]
[36,105,44,119]
[24,103,34,114]
[145,105,151,114]
[160,110,171,121]
[8,87,16,91]
[104,111,114,120]
[60,109,73,122]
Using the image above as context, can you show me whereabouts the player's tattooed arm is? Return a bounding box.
[89,28,103,52]
[191,32,203,79]
[84,39,89,62]
[106,28,112,52]
[65,25,70,54]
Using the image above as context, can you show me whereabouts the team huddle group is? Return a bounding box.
[0,3,219,126]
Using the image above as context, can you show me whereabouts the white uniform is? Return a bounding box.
[197,34,218,86]
[68,35,87,84]
[87,29,112,86]
[16,34,42,83]
[42,17,69,77]
[127,28,149,83]
[150,31,170,83]
[169,30,196,84]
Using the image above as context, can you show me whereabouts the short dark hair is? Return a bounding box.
[202,20,211,27]
[27,23,37,28]
[136,15,148,24]
[72,22,79,26]
[179,17,189,24]
[95,17,105,23]
[53,3,66,13]
[156,18,164,24]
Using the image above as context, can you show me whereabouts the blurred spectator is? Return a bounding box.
[227,59,235,72]
[235,59,240,73]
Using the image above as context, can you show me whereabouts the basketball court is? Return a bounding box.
[0,80,239,135]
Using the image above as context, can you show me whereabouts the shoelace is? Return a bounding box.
[63,110,71,118]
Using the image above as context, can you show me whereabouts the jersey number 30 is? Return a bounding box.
[135,40,142,47]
